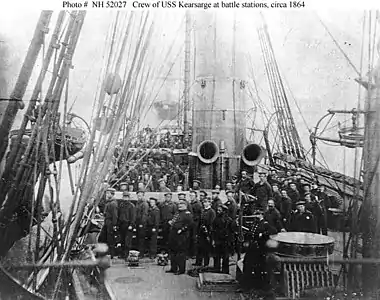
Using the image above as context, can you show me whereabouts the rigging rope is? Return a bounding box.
[316,13,361,77]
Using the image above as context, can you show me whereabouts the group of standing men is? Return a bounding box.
[98,186,239,276]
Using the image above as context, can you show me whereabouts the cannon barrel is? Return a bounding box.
[241,143,265,166]
[197,140,219,164]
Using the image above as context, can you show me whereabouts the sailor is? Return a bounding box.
[158,178,171,193]
[288,201,317,233]
[271,182,282,210]
[119,182,128,192]
[240,209,276,293]
[264,199,286,234]
[159,159,168,175]
[178,192,192,213]
[235,170,255,195]
[194,198,216,267]
[118,191,136,259]
[147,197,160,258]
[99,188,118,258]
[159,192,177,252]
[211,190,222,212]
[253,172,273,209]
[300,183,312,199]
[225,181,234,192]
[192,179,201,191]
[279,189,293,229]
[199,190,207,203]
[225,190,238,220]
[135,189,149,257]
[287,181,300,209]
[212,204,237,274]
[189,190,202,257]
[166,200,193,275]
[304,193,327,235]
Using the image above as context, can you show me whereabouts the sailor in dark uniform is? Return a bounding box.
[135,189,149,257]
[288,201,317,233]
[199,190,207,203]
[158,178,171,193]
[225,190,238,219]
[236,170,255,195]
[194,198,216,266]
[147,197,160,258]
[159,192,177,252]
[118,191,136,259]
[240,209,277,293]
[253,172,273,209]
[178,192,192,213]
[192,179,201,190]
[166,200,193,275]
[211,190,222,212]
[189,190,202,257]
[99,188,118,258]
[212,204,237,274]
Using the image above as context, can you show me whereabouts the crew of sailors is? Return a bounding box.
[108,153,187,193]
[128,127,191,149]
[98,168,340,276]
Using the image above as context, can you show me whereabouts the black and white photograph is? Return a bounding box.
[0,2,379,299]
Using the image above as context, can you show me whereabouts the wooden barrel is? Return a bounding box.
[270,232,335,259]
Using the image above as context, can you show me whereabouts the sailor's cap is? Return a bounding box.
[107,187,116,193]
[226,190,234,195]
[164,192,172,196]
[178,192,186,198]
[200,190,207,196]
[193,180,201,184]
[149,197,158,201]
[296,201,306,206]
[136,188,145,193]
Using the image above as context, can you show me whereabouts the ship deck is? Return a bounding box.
[103,231,349,300]
[105,258,241,300]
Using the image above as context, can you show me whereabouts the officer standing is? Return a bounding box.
[212,205,237,274]
[99,188,118,258]
[147,197,160,258]
[194,198,216,267]
[159,192,177,252]
[189,190,202,257]
[135,190,149,257]
[166,200,193,275]
[118,191,136,259]
[240,209,276,293]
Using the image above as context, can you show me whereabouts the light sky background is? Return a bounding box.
[0,7,378,179]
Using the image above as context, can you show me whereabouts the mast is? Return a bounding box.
[0,11,52,162]
[183,10,191,145]
[361,12,380,295]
